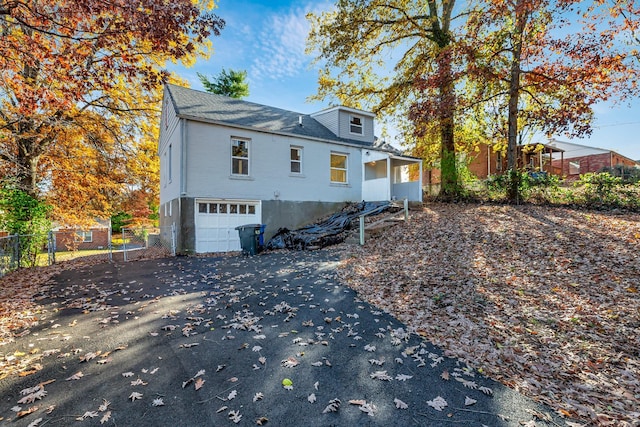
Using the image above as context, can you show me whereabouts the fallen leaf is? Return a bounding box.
[76,411,98,420]
[281,357,299,368]
[18,388,47,404]
[229,410,242,424]
[17,406,39,418]
[479,386,493,396]
[98,399,110,412]
[427,396,448,411]
[395,374,412,381]
[369,370,392,381]
[129,392,143,401]
[322,398,341,413]
[66,372,83,381]
[394,398,408,409]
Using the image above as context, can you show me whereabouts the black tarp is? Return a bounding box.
[266,201,392,250]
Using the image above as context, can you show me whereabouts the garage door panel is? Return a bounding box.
[195,200,261,253]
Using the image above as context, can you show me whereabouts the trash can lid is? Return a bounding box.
[235,223,262,230]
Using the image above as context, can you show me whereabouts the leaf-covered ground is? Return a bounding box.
[338,203,640,426]
[1,249,567,426]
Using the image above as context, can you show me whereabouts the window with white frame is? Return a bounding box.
[569,160,580,175]
[290,146,302,174]
[330,153,348,183]
[197,202,257,215]
[231,138,250,175]
[75,230,93,243]
[349,115,363,135]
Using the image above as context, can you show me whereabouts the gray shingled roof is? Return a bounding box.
[165,84,373,147]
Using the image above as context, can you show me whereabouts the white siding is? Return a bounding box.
[159,89,183,205]
[312,110,340,136]
[311,107,375,143]
[184,121,363,203]
[158,88,180,155]
[338,110,374,144]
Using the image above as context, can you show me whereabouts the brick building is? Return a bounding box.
[52,218,111,251]
[547,139,639,180]
[422,139,638,188]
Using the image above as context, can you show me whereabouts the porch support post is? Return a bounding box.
[386,158,392,200]
[419,160,423,202]
[404,198,409,221]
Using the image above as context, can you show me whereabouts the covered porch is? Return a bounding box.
[361,150,422,202]
[519,143,565,176]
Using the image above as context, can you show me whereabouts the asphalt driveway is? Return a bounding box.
[0,250,569,426]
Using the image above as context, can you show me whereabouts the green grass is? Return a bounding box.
[35,248,112,266]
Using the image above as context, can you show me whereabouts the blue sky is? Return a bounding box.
[170,0,640,160]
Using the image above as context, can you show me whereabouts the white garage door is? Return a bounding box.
[195,199,262,253]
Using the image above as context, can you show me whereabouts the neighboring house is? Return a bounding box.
[422,142,565,190]
[52,218,111,251]
[464,142,565,180]
[441,138,638,183]
[547,139,640,180]
[158,84,422,254]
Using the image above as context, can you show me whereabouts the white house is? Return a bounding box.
[158,84,422,254]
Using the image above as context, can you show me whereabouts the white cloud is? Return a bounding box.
[250,3,330,81]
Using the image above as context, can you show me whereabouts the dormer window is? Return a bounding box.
[349,115,363,135]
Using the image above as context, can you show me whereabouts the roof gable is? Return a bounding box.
[165,84,374,147]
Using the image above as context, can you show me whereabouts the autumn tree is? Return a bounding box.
[0,183,51,267]
[0,0,224,223]
[198,69,250,98]
[464,0,639,200]
[307,0,468,198]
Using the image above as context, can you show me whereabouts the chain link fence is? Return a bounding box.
[0,225,176,277]
[0,234,20,276]
[0,233,50,276]
[117,226,176,262]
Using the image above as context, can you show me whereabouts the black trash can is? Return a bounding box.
[236,224,265,255]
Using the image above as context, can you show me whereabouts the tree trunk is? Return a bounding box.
[506,4,526,202]
[435,31,459,199]
[16,135,41,198]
